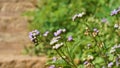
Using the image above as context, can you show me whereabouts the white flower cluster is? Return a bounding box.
[110,44,120,53]
[87,55,94,60]
[53,43,64,49]
[50,36,64,50]
[50,36,61,45]
[72,12,85,21]
[114,24,120,29]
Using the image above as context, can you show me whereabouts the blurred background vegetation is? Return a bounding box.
[24,0,120,56]
[25,0,120,33]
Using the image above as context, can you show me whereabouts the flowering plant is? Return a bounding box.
[25,0,120,68]
[27,8,120,67]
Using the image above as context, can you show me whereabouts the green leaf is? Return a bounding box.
[63,66,71,68]
[108,54,114,61]
[93,57,104,64]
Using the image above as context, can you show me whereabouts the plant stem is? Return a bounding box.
[65,42,78,68]
[55,49,72,66]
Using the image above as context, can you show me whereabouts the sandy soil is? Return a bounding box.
[0,1,47,68]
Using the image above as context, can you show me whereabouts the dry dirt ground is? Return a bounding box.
[0,0,47,68]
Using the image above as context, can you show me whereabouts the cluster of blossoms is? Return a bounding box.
[101,18,108,23]
[50,28,73,50]
[108,62,114,68]
[108,44,120,67]
[50,36,73,49]
[54,29,66,36]
[108,44,119,68]
[67,35,73,41]
[110,44,120,53]
[50,33,64,50]
[83,55,94,68]
[84,61,94,68]
[84,27,99,37]
[92,28,99,37]
[101,7,120,68]
[50,36,61,45]
[107,58,120,68]
[114,24,119,29]
[93,28,99,33]
[52,43,64,49]
[28,6,120,67]
[110,7,120,16]
[43,31,49,37]
[29,30,40,43]
[72,12,85,21]
[49,31,74,67]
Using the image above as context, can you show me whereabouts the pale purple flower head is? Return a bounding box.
[57,29,62,35]
[101,18,107,23]
[116,57,120,66]
[49,65,55,68]
[29,32,35,41]
[67,36,73,41]
[43,31,49,36]
[84,61,89,65]
[34,30,40,34]
[52,57,57,62]
[29,30,40,42]
[108,62,114,68]
[32,30,40,36]
[54,29,62,36]
[111,9,118,16]
[58,29,62,32]
[54,32,58,36]
[93,28,99,33]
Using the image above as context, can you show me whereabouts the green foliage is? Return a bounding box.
[25,0,120,68]
[25,0,120,33]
